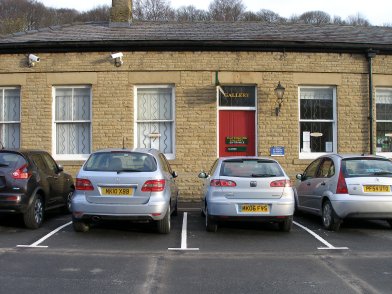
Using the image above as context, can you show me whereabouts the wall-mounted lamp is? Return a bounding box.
[28,54,40,67]
[274,81,285,116]
[111,52,123,67]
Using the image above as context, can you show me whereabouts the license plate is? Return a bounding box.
[101,187,133,196]
[364,185,391,193]
[240,204,269,213]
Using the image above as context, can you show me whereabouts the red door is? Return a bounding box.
[219,110,256,157]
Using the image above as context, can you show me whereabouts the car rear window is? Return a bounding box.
[84,152,157,172]
[0,152,27,169]
[342,158,392,177]
[220,159,284,178]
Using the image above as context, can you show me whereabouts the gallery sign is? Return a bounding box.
[219,86,256,107]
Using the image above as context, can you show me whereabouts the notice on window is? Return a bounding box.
[326,142,333,152]
[302,131,311,152]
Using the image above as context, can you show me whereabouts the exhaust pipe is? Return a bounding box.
[91,216,101,222]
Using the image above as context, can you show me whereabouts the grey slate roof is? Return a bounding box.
[1,21,392,53]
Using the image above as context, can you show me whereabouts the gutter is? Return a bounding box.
[1,40,392,55]
[367,50,377,154]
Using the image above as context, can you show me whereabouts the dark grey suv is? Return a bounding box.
[0,150,74,229]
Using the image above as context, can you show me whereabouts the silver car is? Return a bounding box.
[294,154,392,231]
[199,157,295,232]
[71,148,179,234]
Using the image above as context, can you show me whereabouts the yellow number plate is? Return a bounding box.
[101,187,133,196]
[240,204,269,213]
[364,185,391,193]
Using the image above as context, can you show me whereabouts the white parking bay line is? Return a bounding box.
[293,221,349,250]
[17,221,72,248]
[168,212,199,251]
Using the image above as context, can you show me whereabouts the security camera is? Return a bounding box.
[28,54,40,67]
[29,54,40,63]
[111,52,123,59]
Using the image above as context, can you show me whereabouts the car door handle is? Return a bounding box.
[307,182,311,186]
[321,182,326,186]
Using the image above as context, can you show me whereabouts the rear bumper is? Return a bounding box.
[0,193,29,213]
[72,196,169,221]
[331,196,392,219]
[207,197,294,218]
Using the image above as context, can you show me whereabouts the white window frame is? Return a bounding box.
[134,85,176,160]
[298,86,337,160]
[376,87,392,158]
[0,87,21,149]
[52,85,92,161]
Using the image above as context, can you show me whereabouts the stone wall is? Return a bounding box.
[1,51,391,200]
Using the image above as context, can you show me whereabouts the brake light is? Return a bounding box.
[270,180,292,187]
[12,164,31,179]
[76,178,94,191]
[210,179,237,187]
[336,170,348,194]
[142,179,165,192]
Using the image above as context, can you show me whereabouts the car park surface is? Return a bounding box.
[1,202,392,294]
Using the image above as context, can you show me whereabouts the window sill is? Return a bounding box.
[376,152,392,159]
[54,154,90,162]
[299,152,332,160]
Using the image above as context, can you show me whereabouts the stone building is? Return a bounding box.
[1,0,392,200]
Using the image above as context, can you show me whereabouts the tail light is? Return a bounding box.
[12,164,31,179]
[210,179,237,187]
[142,179,165,192]
[336,170,348,194]
[270,180,292,187]
[76,178,94,191]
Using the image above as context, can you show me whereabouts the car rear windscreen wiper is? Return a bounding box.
[251,173,276,178]
[373,171,392,176]
[0,163,9,167]
[116,169,142,174]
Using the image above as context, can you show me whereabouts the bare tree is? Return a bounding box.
[133,0,175,21]
[256,9,284,23]
[175,5,210,22]
[346,13,370,26]
[209,0,245,21]
[298,11,331,25]
[77,5,110,22]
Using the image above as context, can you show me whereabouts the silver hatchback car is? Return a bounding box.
[294,154,392,231]
[199,157,294,232]
[71,148,179,234]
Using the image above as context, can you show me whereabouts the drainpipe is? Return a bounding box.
[367,50,377,154]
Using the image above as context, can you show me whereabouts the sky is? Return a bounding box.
[37,0,392,26]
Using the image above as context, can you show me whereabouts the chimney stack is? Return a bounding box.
[110,0,132,27]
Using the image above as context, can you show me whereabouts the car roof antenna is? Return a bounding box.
[122,137,125,150]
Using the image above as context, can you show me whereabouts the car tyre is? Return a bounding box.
[72,217,90,233]
[322,200,341,231]
[386,219,392,228]
[23,194,44,229]
[157,206,171,234]
[62,189,74,214]
[172,197,178,217]
[278,216,293,232]
[205,207,218,232]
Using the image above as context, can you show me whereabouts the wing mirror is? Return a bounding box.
[57,165,64,173]
[296,174,304,181]
[198,171,209,179]
[172,171,178,178]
